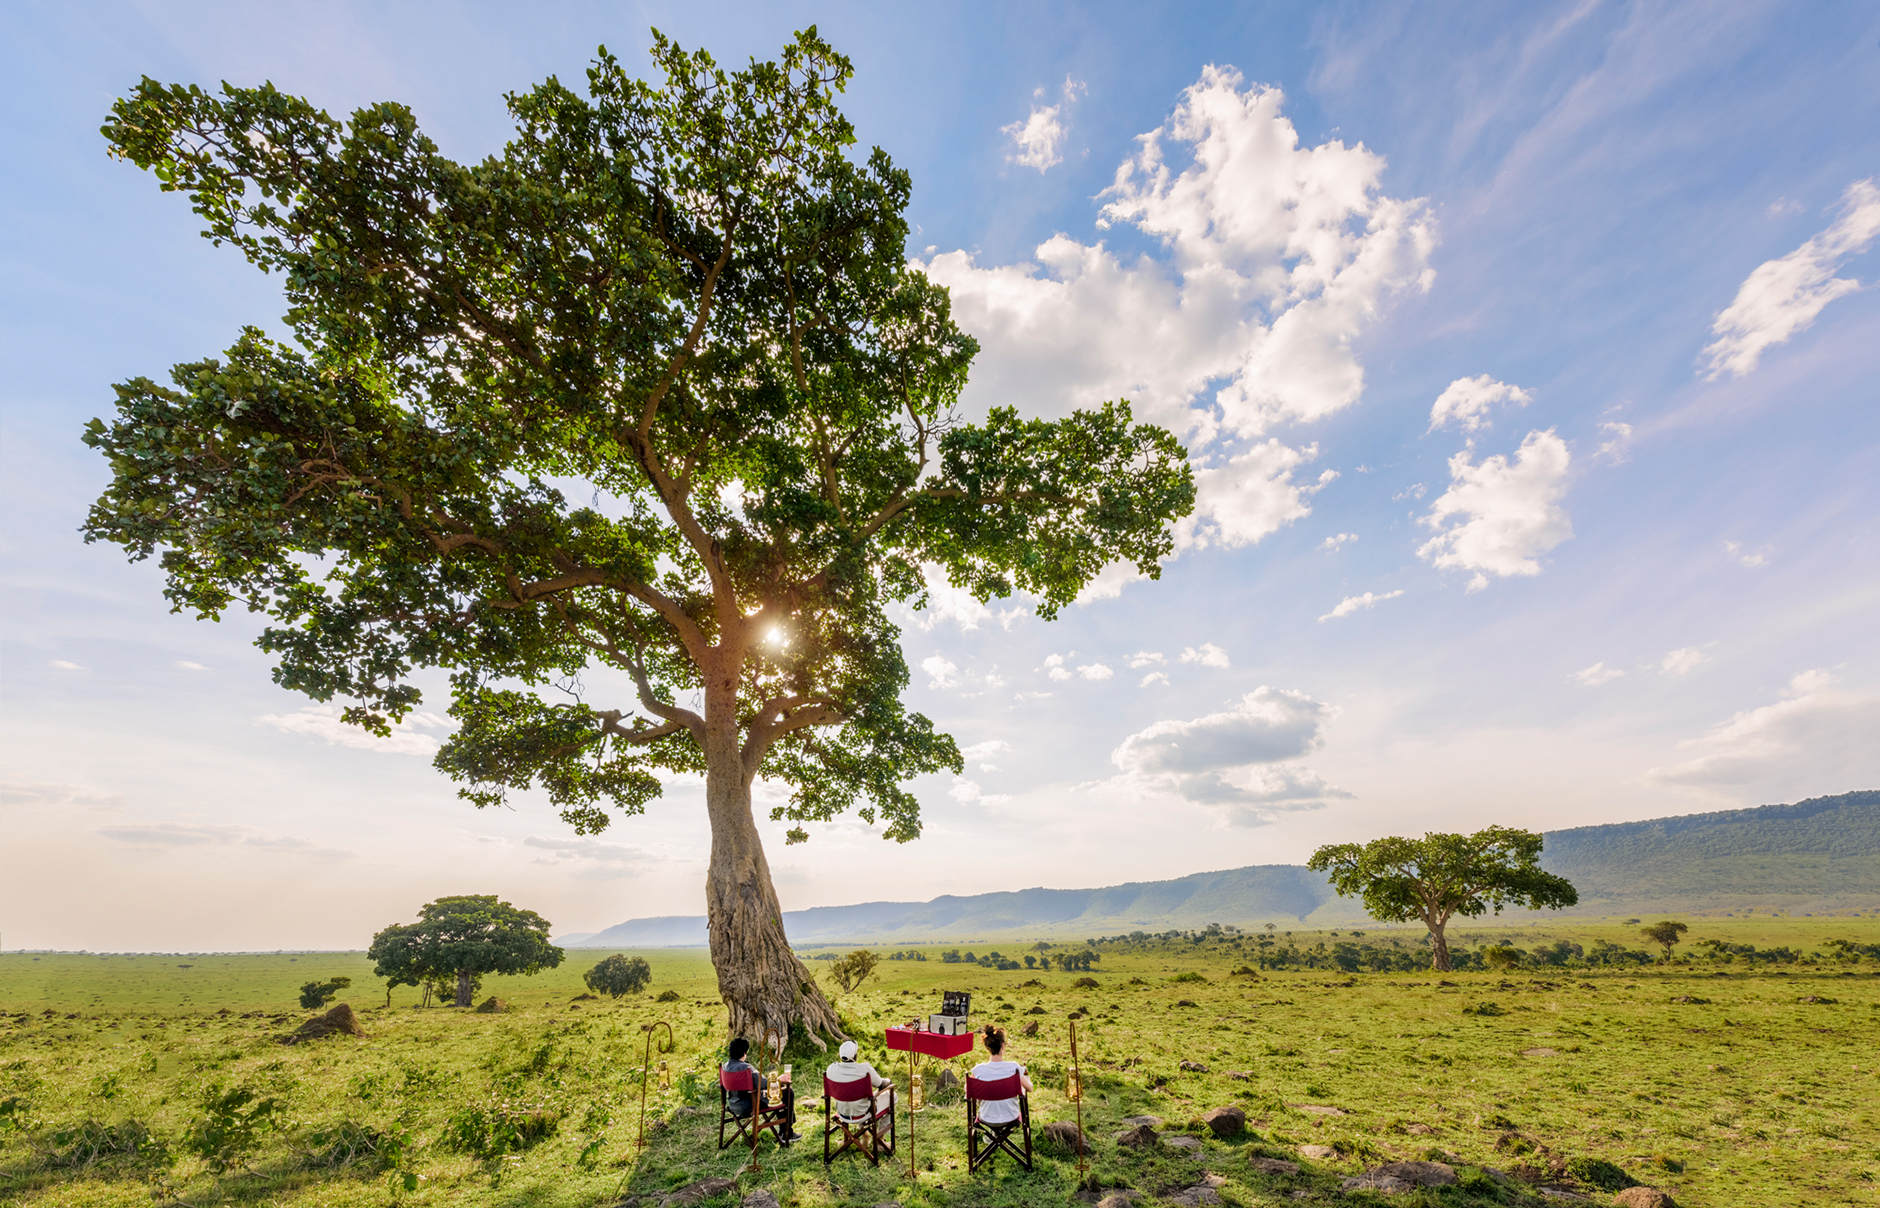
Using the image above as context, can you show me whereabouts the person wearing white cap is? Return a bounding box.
[825,1039,894,1125]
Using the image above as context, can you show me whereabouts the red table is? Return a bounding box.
[884,1027,976,1177]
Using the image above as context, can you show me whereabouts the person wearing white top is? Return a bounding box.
[824,1039,893,1122]
[968,1025,1033,1125]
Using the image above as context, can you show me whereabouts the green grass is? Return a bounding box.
[3,917,1877,1207]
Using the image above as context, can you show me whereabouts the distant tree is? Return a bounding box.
[1482,946,1523,971]
[584,954,653,999]
[825,949,879,994]
[1307,826,1579,972]
[368,895,563,1007]
[1641,920,1689,962]
[298,976,352,1009]
[1024,955,1036,968]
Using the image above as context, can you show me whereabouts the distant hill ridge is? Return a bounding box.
[561,790,1880,947]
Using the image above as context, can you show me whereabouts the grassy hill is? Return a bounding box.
[565,790,1880,946]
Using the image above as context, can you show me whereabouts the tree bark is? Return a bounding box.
[1428,920,1453,972]
[456,969,475,1008]
[702,705,844,1050]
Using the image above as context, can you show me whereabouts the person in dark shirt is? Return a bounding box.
[722,1036,799,1144]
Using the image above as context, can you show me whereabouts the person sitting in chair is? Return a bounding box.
[723,1037,800,1144]
[968,1024,1032,1125]
[825,1040,894,1127]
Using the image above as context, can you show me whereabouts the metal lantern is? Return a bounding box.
[657,1060,670,1092]
[766,1069,782,1108]
[1066,1067,1082,1102]
[910,1068,924,1111]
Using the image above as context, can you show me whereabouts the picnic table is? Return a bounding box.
[884,1026,976,1176]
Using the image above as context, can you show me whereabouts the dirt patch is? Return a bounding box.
[279,1002,366,1045]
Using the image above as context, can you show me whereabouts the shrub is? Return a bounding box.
[187,1085,282,1173]
[298,977,352,1009]
[40,1119,171,1172]
[1565,1156,1637,1191]
[1168,972,1208,984]
[440,1102,558,1159]
[301,1120,408,1171]
[584,955,652,999]
[655,989,682,1003]
[1073,977,1100,989]
[1461,1002,1507,1017]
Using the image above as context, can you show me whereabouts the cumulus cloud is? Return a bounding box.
[1128,651,1166,668]
[906,563,1026,630]
[1645,670,1880,794]
[1596,421,1633,462]
[1659,647,1709,676]
[922,655,961,689]
[1724,541,1770,568]
[921,65,1433,552]
[1573,662,1624,687]
[1110,686,1348,823]
[1320,532,1358,551]
[949,777,1010,806]
[1180,643,1231,668]
[257,704,451,755]
[1076,663,1115,681]
[1318,589,1404,622]
[1428,375,1533,433]
[1418,429,1573,591]
[1140,671,1170,688]
[1701,178,1880,379]
[959,739,1010,770]
[48,659,85,671]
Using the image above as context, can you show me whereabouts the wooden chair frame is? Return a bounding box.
[822,1074,896,1166]
[965,1073,1031,1173]
[717,1067,789,1158]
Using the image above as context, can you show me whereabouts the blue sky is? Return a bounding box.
[4,1,1877,950]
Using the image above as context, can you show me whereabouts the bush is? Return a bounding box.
[298,977,352,1009]
[187,1085,282,1173]
[655,989,682,1003]
[1565,1156,1637,1191]
[301,1120,408,1171]
[584,955,652,999]
[40,1119,171,1172]
[1168,972,1208,984]
[1461,1002,1507,1017]
[440,1102,558,1159]
[1073,976,1100,989]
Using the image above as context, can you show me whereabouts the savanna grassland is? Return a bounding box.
[2,917,1876,1208]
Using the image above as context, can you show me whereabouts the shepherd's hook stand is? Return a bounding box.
[636,1020,674,1149]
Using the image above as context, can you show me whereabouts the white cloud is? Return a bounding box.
[1073,559,1147,604]
[920,65,1433,551]
[1701,178,1880,379]
[959,740,1010,771]
[1003,105,1066,172]
[1076,663,1115,681]
[48,659,85,671]
[1318,589,1404,622]
[523,835,661,871]
[922,655,960,689]
[1418,429,1573,590]
[1,782,123,811]
[1393,483,1427,502]
[1180,643,1231,668]
[1724,540,1770,568]
[907,563,1026,631]
[1428,375,1533,433]
[1319,532,1358,551]
[1659,647,1709,676]
[1645,670,1880,793]
[174,660,209,671]
[1109,686,1348,822]
[1140,671,1170,688]
[1573,662,1624,687]
[1128,651,1166,668]
[948,777,1010,806]
[1596,421,1633,462]
[256,704,451,755]
[97,820,350,860]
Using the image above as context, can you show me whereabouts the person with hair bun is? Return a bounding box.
[968,1023,1032,1125]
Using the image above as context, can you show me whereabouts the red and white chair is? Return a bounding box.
[965,1072,1031,1172]
[821,1073,895,1165]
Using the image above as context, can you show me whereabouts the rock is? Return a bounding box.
[572,992,598,1001]
[1115,1123,1160,1149]
[1042,1120,1088,1154]
[1613,1189,1677,1208]
[474,996,508,1014]
[1539,1188,1592,1202]
[1249,1157,1300,1176]
[1341,1174,1415,1195]
[1122,1115,1164,1128]
[660,1178,738,1207]
[1021,1020,1040,1037]
[741,1193,781,1208]
[1405,1123,1436,1135]
[1167,1189,1221,1207]
[1227,1071,1251,1081]
[1179,1060,1210,1073]
[1026,1005,1046,1014]
[1369,1161,1457,1187]
[1298,1144,1338,1160]
[279,1002,367,1045]
[1201,1106,1246,1138]
[1175,999,1199,1007]
[1096,1195,1142,1208]
[1167,1134,1205,1157]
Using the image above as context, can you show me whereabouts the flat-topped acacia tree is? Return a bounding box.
[85,30,1195,1044]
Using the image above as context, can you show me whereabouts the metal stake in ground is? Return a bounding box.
[636,1020,674,1149]
[1068,1017,1086,1177]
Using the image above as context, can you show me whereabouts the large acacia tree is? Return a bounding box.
[85,31,1195,1044]
[1307,826,1578,971]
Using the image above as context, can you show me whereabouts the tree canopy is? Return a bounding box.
[584,953,653,998]
[1307,826,1579,971]
[1641,920,1689,961]
[88,28,1193,1043]
[368,894,563,1007]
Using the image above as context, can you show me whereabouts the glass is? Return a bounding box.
[1066,1068,1082,1102]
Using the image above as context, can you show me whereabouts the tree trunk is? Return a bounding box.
[702,717,844,1050]
[1428,922,1453,972]
[456,969,475,1008]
